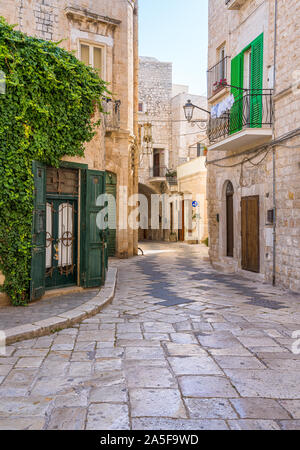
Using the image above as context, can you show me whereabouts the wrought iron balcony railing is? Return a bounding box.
[166,175,178,186]
[208,89,273,144]
[102,99,121,130]
[207,56,230,99]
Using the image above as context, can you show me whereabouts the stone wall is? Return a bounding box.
[177,157,208,243]
[0,0,139,303]
[207,0,300,292]
[171,92,208,167]
[138,56,172,186]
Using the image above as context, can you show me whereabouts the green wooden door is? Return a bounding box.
[83,170,106,288]
[250,33,264,127]
[105,172,117,257]
[30,161,46,301]
[230,53,244,134]
[45,198,78,289]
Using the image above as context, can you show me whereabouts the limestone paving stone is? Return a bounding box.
[125,365,176,388]
[179,375,239,398]
[0,416,45,430]
[279,400,300,419]
[130,388,187,418]
[230,398,290,419]
[125,346,165,360]
[94,359,122,372]
[165,343,207,356]
[168,356,222,376]
[86,403,129,430]
[228,420,281,430]
[46,407,86,430]
[131,418,229,430]
[184,398,238,419]
[224,369,300,398]
[89,384,127,403]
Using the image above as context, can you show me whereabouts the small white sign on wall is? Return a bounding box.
[265,227,273,247]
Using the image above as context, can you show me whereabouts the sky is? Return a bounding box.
[138,0,208,96]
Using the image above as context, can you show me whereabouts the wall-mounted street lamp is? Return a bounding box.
[183,100,211,122]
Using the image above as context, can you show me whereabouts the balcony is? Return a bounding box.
[207,56,230,100]
[149,165,167,179]
[208,89,273,152]
[149,166,178,188]
[103,99,121,132]
[225,0,248,10]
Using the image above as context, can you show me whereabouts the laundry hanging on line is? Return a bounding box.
[211,94,235,119]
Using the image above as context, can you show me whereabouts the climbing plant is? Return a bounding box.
[0,18,108,305]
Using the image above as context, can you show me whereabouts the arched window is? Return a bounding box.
[226,181,234,257]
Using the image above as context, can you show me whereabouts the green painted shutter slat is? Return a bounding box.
[84,170,106,288]
[106,184,117,257]
[250,33,264,127]
[230,53,244,134]
[30,161,46,301]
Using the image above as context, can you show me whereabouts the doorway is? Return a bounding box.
[226,181,234,257]
[45,199,78,289]
[153,151,160,177]
[45,167,79,289]
[241,195,260,272]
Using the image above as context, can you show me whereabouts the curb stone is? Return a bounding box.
[4,267,118,345]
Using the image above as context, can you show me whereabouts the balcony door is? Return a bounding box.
[153,151,160,177]
[226,182,234,257]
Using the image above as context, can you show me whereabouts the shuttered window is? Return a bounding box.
[230,33,264,133]
[80,43,104,78]
[250,33,264,127]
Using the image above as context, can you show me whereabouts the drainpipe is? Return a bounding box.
[272,0,278,286]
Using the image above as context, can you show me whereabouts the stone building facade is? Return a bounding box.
[138,57,208,243]
[0,0,139,304]
[207,0,300,292]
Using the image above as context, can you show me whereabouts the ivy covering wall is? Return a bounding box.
[0,18,108,305]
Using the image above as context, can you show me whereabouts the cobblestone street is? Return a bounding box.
[1,242,300,430]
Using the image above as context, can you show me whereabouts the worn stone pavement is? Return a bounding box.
[1,242,300,430]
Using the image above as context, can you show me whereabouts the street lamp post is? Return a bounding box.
[183,100,211,122]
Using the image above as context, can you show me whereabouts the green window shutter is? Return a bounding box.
[83,169,106,288]
[30,161,46,301]
[230,53,244,134]
[250,33,264,127]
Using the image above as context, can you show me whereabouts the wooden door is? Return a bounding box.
[241,196,260,272]
[226,193,234,257]
[153,152,160,176]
